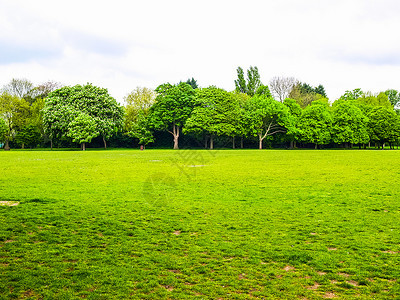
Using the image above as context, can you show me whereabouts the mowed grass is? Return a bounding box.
[0,149,399,299]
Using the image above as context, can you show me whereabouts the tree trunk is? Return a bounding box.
[82,142,86,151]
[258,134,263,150]
[290,140,294,149]
[315,143,318,149]
[210,135,214,150]
[50,139,53,151]
[240,136,244,149]
[204,136,208,149]
[232,136,235,149]
[21,143,25,149]
[172,123,179,150]
[382,143,385,149]
[103,136,107,150]
[4,139,10,151]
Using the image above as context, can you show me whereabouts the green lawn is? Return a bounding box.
[0,149,399,299]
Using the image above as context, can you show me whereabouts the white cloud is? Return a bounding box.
[1,0,400,102]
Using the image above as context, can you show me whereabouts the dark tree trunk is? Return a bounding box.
[4,139,10,151]
[210,135,214,150]
[103,136,107,150]
[21,143,25,149]
[315,143,318,149]
[204,136,208,149]
[232,136,235,149]
[50,139,53,151]
[240,136,244,149]
[290,140,294,149]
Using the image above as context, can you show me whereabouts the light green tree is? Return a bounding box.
[244,95,293,149]
[43,84,123,149]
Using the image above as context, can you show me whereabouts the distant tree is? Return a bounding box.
[148,82,196,149]
[358,92,392,109]
[244,95,293,149]
[314,84,327,98]
[269,76,298,102]
[255,84,272,97]
[43,84,123,150]
[235,66,262,97]
[385,89,400,108]
[28,81,63,103]
[185,78,198,89]
[339,88,363,101]
[234,67,247,94]
[289,82,327,108]
[66,113,99,151]
[298,100,332,149]
[124,87,156,130]
[184,86,241,149]
[0,92,30,150]
[331,100,369,147]
[2,78,33,99]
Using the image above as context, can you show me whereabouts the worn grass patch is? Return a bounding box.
[0,149,399,299]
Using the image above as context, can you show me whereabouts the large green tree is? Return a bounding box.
[283,98,302,148]
[43,84,123,150]
[244,95,293,149]
[0,118,7,146]
[184,86,241,149]
[367,107,399,148]
[298,100,332,149]
[385,89,400,108]
[148,82,196,149]
[331,100,369,147]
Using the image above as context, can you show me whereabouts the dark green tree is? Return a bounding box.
[298,100,332,149]
[235,66,263,97]
[185,78,198,89]
[184,86,241,149]
[234,67,247,94]
[314,84,327,98]
[149,82,196,149]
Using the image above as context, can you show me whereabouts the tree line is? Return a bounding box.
[1,68,400,151]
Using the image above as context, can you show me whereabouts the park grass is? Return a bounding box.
[0,149,399,299]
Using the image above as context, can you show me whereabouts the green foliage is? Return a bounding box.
[314,84,327,98]
[234,66,247,94]
[124,87,156,131]
[14,124,41,148]
[289,83,327,108]
[234,66,262,97]
[185,78,198,89]
[339,88,363,101]
[67,113,99,145]
[244,95,292,148]
[0,118,6,143]
[128,111,154,146]
[367,107,400,144]
[43,83,123,147]
[331,101,369,145]
[385,89,400,108]
[150,82,196,130]
[184,86,241,139]
[358,92,392,109]
[298,101,332,147]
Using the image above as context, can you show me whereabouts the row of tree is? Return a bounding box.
[1,68,400,150]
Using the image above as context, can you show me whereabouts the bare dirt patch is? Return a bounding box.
[338,272,350,278]
[317,271,326,276]
[283,265,295,271]
[328,247,337,251]
[323,292,336,298]
[347,280,358,286]
[173,230,181,236]
[382,250,398,254]
[307,282,320,290]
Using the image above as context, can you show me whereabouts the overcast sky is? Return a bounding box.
[1,0,400,103]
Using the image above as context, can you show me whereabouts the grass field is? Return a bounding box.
[0,149,399,299]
